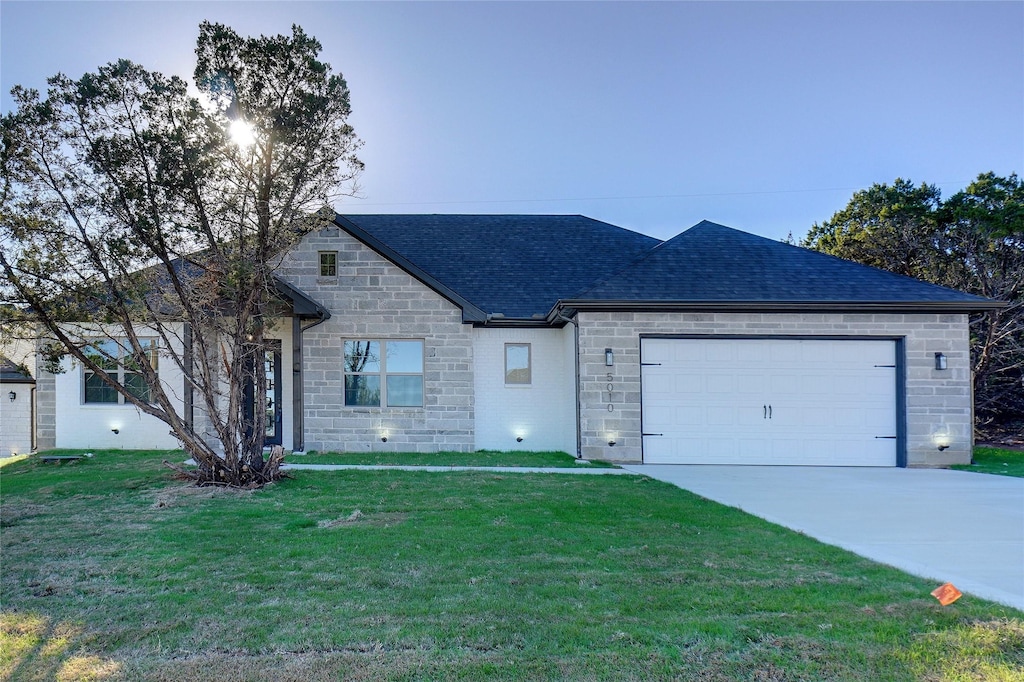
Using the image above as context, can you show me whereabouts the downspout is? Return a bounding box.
[30,385,36,452]
[555,308,582,459]
[183,323,193,432]
[293,311,330,453]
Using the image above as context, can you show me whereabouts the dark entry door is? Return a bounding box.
[244,341,283,446]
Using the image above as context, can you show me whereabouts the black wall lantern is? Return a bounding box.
[7,391,15,402]
[605,348,614,367]
[934,352,947,371]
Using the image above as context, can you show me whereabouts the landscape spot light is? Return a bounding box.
[516,436,523,443]
[608,439,616,447]
[111,428,120,435]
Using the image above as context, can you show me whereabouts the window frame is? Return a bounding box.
[318,251,338,278]
[343,339,425,408]
[81,338,159,405]
[504,342,532,386]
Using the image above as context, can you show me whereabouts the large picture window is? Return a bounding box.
[82,338,158,404]
[344,340,424,407]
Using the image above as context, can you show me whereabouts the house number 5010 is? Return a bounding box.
[606,373,614,411]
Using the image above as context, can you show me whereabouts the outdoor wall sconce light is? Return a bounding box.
[937,444,949,451]
[935,352,947,370]
[608,439,616,447]
[380,436,387,443]
[7,391,15,402]
[111,428,120,435]
[605,348,614,367]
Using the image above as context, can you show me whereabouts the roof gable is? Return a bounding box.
[573,221,998,308]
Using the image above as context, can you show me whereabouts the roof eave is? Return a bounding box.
[272,278,332,321]
[333,215,489,324]
[550,299,1006,320]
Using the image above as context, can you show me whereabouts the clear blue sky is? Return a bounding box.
[2,1,1021,241]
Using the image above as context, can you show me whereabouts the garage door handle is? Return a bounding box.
[768,405,772,419]
[763,405,767,419]
[875,436,897,439]
[642,432,663,437]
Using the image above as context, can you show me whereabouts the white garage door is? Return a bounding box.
[641,338,898,466]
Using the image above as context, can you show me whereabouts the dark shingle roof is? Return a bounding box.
[575,221,997,306]
[333,215,998,318]
[0,355,33,383]
[338,215,661,318]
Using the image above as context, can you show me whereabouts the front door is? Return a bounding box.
[244,341,283,446]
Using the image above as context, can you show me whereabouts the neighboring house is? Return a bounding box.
[29,216,1000,467]
[0,355,35,456]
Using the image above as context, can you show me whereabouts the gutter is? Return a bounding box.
[549,299,1007,318]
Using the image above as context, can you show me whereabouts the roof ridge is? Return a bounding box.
[570,221,714,299]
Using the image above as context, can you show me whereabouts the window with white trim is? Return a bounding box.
[505,343,531,385]
[344,340,424,407]
[82,338,158,404]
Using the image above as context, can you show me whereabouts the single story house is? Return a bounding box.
[28,215,1000,467]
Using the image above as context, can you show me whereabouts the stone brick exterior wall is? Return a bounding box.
[577,312,972,467]
[276,227,475,453]
[33,354,56,450]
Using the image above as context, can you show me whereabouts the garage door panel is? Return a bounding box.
[706,406,736,425]
[670,374,703,393]
[643,373,675,395]
[640,338,898,466]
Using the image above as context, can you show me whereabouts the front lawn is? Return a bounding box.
[952,446,1024,478]
[1,450,1021,681]
[288,449,615,468]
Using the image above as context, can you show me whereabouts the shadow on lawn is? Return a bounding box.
[1,611,121,681]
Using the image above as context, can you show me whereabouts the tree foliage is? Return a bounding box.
[804,173,1024,433]
[0,23,362,485]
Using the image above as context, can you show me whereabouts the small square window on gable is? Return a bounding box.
[505,343,531,385]
[319,251,338,278]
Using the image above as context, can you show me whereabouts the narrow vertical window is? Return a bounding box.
[505,343,531,385]
[319,251,338,277]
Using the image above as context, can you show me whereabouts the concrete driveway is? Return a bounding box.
[622,465,1024,611]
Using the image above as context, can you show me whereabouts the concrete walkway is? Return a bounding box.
[283,463,638,475]
[622,465,1024,611]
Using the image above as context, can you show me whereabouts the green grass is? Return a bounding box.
[952,447,1024,478]
[2,450,1021,681]
[289,449,616,468]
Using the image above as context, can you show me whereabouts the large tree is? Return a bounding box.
[804,173,1024,435]
[0,23,362,485]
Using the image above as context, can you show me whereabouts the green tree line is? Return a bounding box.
[803,173,1023,437]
